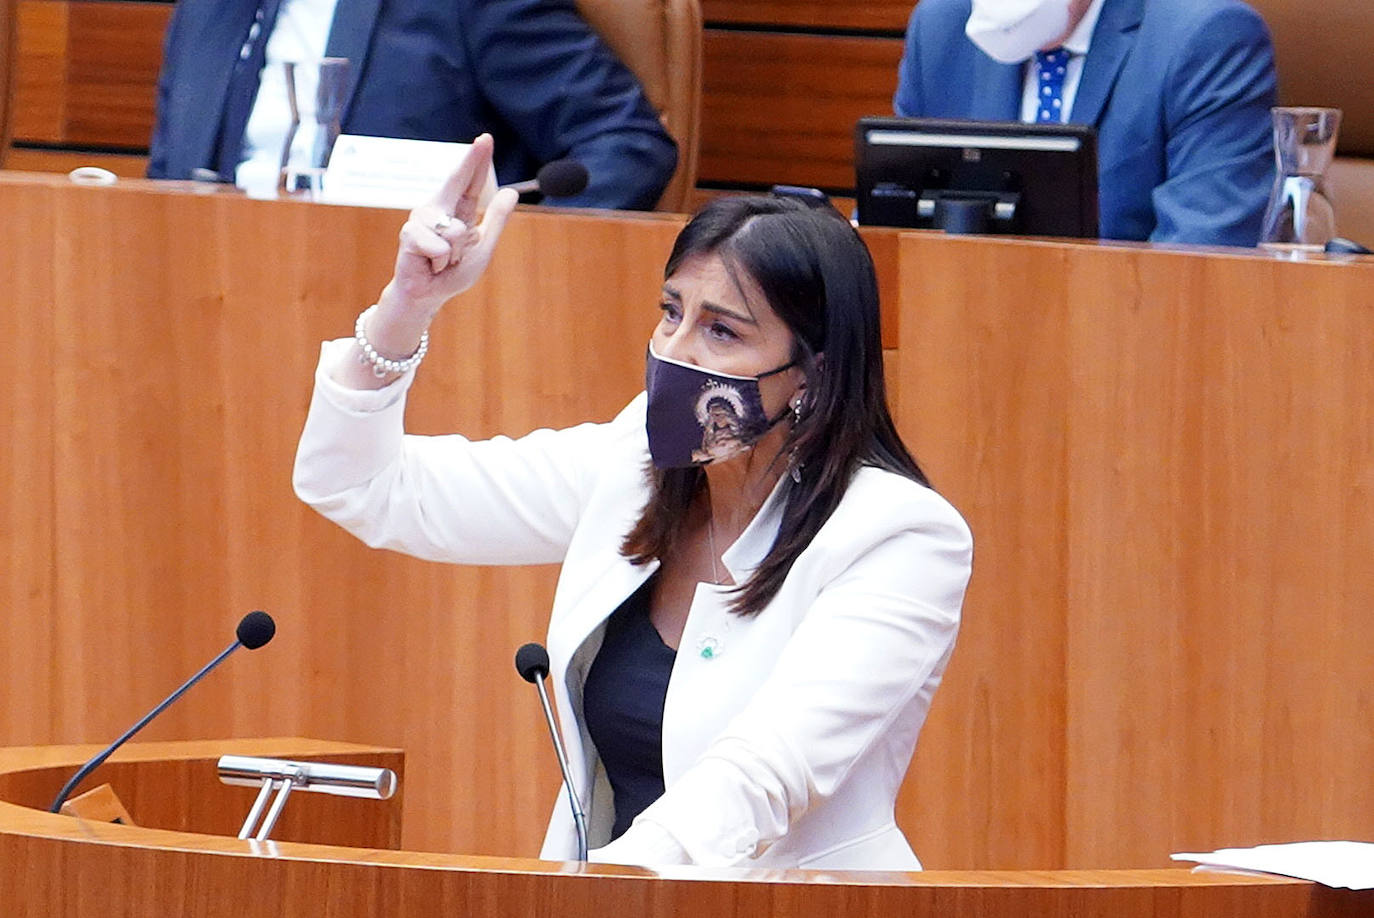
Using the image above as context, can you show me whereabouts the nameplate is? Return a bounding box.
[322,135,497,210]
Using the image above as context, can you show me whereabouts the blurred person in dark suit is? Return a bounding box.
[148,0,677,210]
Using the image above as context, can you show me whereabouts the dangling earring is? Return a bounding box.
[789,395,805,482]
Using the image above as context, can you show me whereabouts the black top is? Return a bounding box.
[582,576,676,840]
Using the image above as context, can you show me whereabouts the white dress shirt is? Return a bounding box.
[1018,0,1107,123]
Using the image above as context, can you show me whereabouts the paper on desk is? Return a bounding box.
[321,136,497,210]
[1172,841,1374,890]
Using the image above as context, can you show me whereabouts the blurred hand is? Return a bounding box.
[382,133,519,319]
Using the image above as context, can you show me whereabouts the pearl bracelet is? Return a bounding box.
[354,305,429,379]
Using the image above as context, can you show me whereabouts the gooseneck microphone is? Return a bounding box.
[48,610,277,814]
[503,160,590,199]
[515,641,588,860]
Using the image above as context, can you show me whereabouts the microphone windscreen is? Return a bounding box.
[536,160,589,198]
[236,610,276,650]
[515,642,551,683]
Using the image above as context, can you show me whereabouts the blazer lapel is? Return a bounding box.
[969,54,1024,121]
[548,554,657,672]
[546,550,656,800]
[1071,0,1144,127]
[323,0,384,122]
[179,0,262,172]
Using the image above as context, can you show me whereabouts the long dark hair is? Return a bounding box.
[621,196,928,615]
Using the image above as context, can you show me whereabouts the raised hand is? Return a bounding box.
[337,134,519,390]
[383,133,520,319]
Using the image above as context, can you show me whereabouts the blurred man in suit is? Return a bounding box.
[148,0,677,210]
[894,0,1278,245]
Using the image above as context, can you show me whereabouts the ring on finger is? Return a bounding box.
[433,214,454,233]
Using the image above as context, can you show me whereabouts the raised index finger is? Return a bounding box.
[432,133,495,223]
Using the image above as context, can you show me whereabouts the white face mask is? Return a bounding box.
[965,0,1071,65]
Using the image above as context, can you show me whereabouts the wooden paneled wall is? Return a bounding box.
[699,29,902,191]
[894,234,1374,868]
[698,1,907,192]
[5,175,1374,870]
[4,0,156,173]
[703,1,912,32]
[1,0,15,162]
[11,0,163,147]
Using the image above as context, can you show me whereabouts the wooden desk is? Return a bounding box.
[3,739,1369,918]
[2,173,1371,869]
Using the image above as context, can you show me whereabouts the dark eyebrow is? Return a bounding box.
[703,300,757,324]
[661,283,757,325]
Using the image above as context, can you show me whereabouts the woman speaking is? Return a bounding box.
[294,135,972,870]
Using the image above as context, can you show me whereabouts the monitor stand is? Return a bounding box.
[923,191,1020,235]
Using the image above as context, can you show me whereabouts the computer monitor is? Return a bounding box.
[854,116,1099,238]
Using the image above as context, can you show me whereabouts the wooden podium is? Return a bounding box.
[1,739,1368,918]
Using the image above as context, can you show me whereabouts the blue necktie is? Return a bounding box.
[214,0,285,182]
[1034,48,1070,123]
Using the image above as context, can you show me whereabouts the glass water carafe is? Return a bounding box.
[278,58,351,199]
[1258,107,1342,252]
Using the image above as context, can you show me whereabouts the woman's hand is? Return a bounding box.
[333,134,518,390]
[381,133,520,321]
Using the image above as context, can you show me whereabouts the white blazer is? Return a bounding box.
[294,340,973,870]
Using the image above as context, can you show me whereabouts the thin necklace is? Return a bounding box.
[706,511,722,585]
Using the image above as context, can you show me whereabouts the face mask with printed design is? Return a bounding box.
[643,343,795,469]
